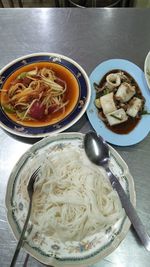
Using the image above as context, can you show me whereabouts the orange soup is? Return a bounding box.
[1,62,79,127]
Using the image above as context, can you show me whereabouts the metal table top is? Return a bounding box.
[0,7,150,267]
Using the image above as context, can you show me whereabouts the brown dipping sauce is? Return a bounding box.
[106,116,140,134]
[97,69,144,134]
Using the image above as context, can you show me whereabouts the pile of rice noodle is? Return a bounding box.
[23,147,124,242]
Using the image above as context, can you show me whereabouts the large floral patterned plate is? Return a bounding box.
[5,132,136,267]
[0,53,91,138]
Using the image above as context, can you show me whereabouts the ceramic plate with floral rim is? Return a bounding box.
[5,132,136,267]
[0,53,91,138]
[144,51,150,89]
[87,59,150,146]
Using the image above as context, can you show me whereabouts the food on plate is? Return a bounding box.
[94,70,145,134]
[14,146,124,243]
[106,108,128,126]
[100,92,116,114]
[2,67,67,120]
[126,97,143,117]
[1,62,79,127]
[106,73,121,89]
[115,82,135,103]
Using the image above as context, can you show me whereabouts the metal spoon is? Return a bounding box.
[84,131,150,251]
[10,167,40,267]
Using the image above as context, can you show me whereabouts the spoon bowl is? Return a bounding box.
[84,131,109,167]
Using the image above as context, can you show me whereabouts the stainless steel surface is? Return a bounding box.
[0,7,150,267]
[84,131,150,251]
[10,168,40,267]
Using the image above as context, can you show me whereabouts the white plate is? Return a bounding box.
[5,133,136,267]
[144,51,150,89]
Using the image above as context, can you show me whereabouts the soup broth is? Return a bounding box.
[1,62,79,127]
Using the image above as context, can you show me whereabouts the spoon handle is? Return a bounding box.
[106,167,150,251]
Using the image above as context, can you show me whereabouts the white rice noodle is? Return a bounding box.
[19,148,124,242]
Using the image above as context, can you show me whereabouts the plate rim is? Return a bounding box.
[144,51,150,89]
[87,58,150,146]
[0,52,91,138]
[5,132,136,266]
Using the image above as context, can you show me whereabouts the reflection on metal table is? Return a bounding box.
[0,7,150,267]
